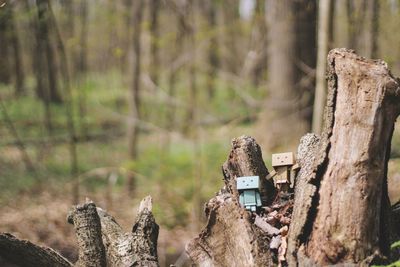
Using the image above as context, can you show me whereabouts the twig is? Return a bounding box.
[0,97,36,174]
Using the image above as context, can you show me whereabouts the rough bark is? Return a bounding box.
[188,49,400,266]
[67,202,107,267]
[0,233,72,267]
[97,196,159,267]
[0,196,159,267]
[187,136,276,266]
[222,136,276,205]
[288,48,400,266]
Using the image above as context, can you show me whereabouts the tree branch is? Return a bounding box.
[0,233,72,267]
[67,201,107,267]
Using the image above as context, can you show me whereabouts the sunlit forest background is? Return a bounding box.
[0,0,399,265]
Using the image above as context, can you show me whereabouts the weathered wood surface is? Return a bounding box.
[288,48,400,266]
[188,49,400,267]
[68,196,159,267]
[67,201,107,267]
[222,136,276,205]
[0,196,159,267]
[187,136,274,266]
[0,233,72,267]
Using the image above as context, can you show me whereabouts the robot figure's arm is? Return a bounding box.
[255,191,262,207]
[239,193,244,207]
[266,170,277,180]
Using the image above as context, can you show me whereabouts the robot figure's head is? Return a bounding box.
[236,176,260,191]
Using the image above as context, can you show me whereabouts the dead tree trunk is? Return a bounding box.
[187,49,400,266]
[290,49,399,265]
[0,196,159,267]
[187,136,277,266]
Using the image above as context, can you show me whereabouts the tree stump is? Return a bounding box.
[289,48,400,266]
[187,49,400,266]
[0,196,159,267]
[186,136,276,266]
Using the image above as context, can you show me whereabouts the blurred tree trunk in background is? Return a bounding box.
[21,0,53,135]
[127,0,144,193]
[106,0,118,72]
[8,2,25,97]
[0,2,25,95]
[296,0,317,125]
[121,0,133,72]
[48,3,80,204]
[240,0,268,86]
[149,0,160,86]
[165,1,185,137]
[0,4,12,85]
[312,0,334,133]
[247,0,268,86]
[365,0,379,58]
[77,0,89,138]
[77,0,89,81]
[346,0,367,52]
[36,0,62,103]
[28,0,53,134]
[221,0,240,74]
[203,0,219,99]
[183,0,197,135]
[261,0,298,150]
[259,0,316,150]
[60,0,76,75]
[23,0,43,98]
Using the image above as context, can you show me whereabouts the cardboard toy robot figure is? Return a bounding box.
[267,152,299,191]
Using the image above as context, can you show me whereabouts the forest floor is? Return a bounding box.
[0,189,195,265]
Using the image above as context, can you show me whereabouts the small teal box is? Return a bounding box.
[237,176,262,212]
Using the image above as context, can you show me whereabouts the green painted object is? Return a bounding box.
[237,176,262,212]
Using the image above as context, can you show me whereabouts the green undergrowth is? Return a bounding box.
[0,70,264,229]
